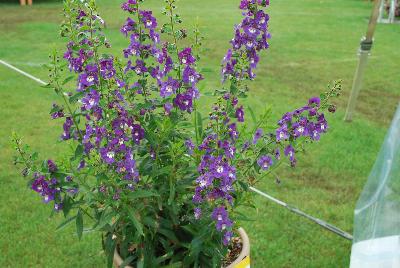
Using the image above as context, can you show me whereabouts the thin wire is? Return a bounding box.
[249,186,353,241]
[0,59,47,85]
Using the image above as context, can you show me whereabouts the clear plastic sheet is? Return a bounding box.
[350,104,400,268]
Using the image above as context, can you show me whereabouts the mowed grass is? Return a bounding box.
[0,0,399,267]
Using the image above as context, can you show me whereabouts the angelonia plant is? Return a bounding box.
[13,0,342,267]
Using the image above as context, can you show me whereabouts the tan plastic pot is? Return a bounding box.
[113,227,250,268]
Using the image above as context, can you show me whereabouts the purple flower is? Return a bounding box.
[235,106,244,122]
[31,174,48,193]
[77,65,98,91]
[223,231,233,246]
[185,139,195,155]
[120,17,136,37]
[61,117,73,140]
[132,60,147,75]
[257,155,273,170]
[54,203,63,211]
[47,160,57,173]
[100,147,116,164]
[164,102,173,115]
[274,148,281,160]
[284,145,295,162]
[308,97,321,108]
[211,206,232,231]
[82,89,100,111]
[292,120,308,138]
[121,0,138,13]
[228,123,239,140]
[174,93,193,113]
[140,10,157,29]
[131,124,145,144]
[160,77,180,98]
[51,103,64,119]
[178,47,196,65]
[182,66,202,85]
[99,58,116,79]
[276,125,289,142]
[194,207,202,219]
[253,128,263,144]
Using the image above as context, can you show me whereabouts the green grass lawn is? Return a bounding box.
[0,0,399,267]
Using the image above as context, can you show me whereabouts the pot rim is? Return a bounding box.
[113,227,250,268]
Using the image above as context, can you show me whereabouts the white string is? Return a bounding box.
[0,59,47,86]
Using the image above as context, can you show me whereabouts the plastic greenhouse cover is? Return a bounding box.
[350,104,400,268]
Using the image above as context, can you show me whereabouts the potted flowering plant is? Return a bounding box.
[12,0,341,267]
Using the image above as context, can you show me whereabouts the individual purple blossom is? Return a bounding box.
[284,145,295,162]
[185,139,195,155]
[194,207,202,219]
[121,0,138,13]
[139,10,157,29]
[120,17,136,37]
[81,89,100,111]
[99,58,116,79]
[211,206,233,231]
[131,124,145,144]
[274,148,281,160]
[164,103,173,115]
[160,77,180,98]
[174,93,193,112]
[100,147,116,164]
[51,103,64,119]
[235,106,244,122]
[47,160,57,173]
[257,155,273,170]
[228,123,239,140]
[182,66,202,85]
[223,231,233,246]
[308,97,321,108]
[61,117,73,140]
[253,128,263,144]
[132,60,147,75]
[276,125,289,142]
[178,48,196,65]
[54,203,63,211]
[77,65,98,91]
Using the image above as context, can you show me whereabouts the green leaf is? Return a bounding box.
[73,145,84,160]
[127,209,144,236]
[56,215,77,231]
[128,190,159,200]
[76,209,83,240]
[247,105,257,124]
[119,255,135,268]
[196,111,203,139]
[62,76,75,85]
[69,91,85,104]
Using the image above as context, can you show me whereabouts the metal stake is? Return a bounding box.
[344,0,382,122]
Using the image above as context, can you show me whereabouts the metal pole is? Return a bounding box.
[344,0,382,122]
[249,187,353,240]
